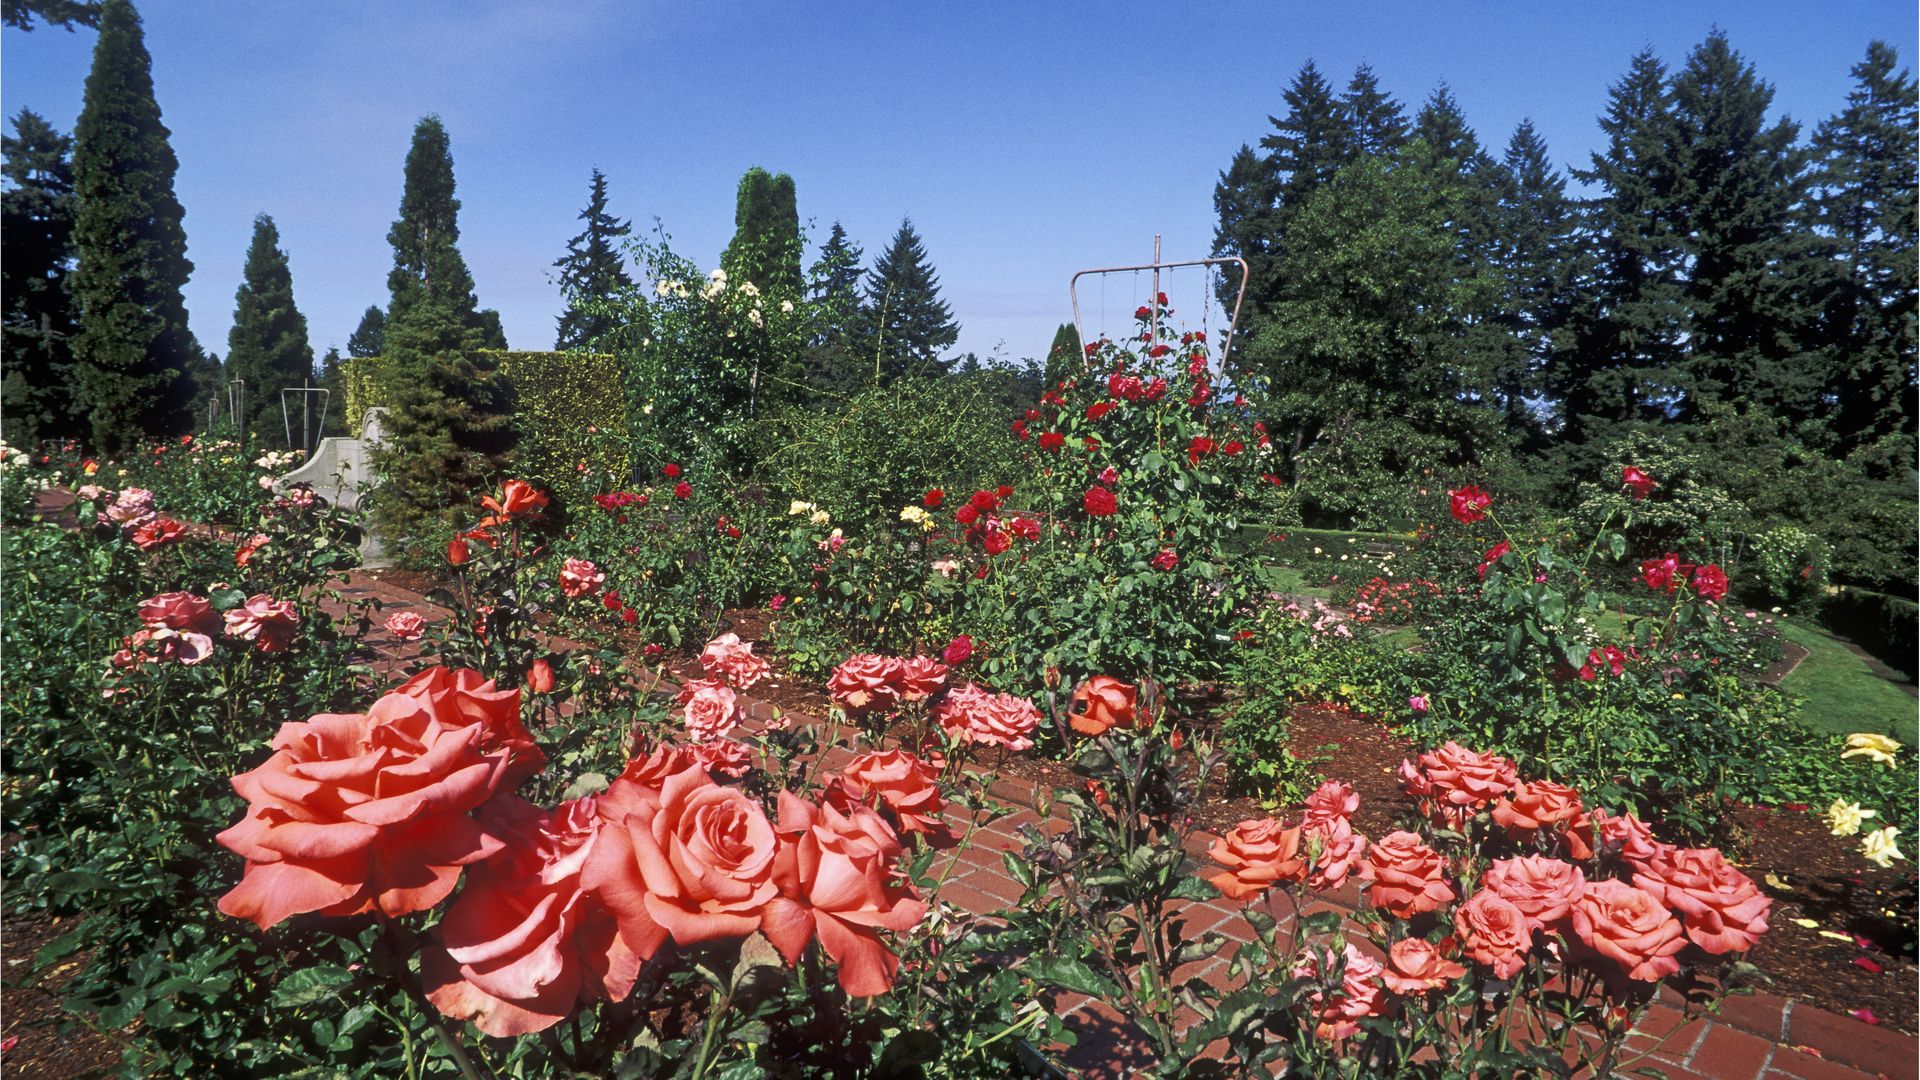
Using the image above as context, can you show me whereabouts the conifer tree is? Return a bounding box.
[1344,64,1408,156]
[1210,144,1282,338]
[68,0,203,451]
[1809,40,1917,446]
[3,0,98,30]
[1562,48,1688,446]
[1668,31,1820,424]
[799,221,867,395]
[2,109,78,442]
[372,116,512,544]
[721,167,803,294]
[1491,120,1577,438]
[224,214,314,439]
[346,305,385,358]
[553,167,633,349]
[866,218,957,381]
[317,345,346,436]
[1042,322,1082,389]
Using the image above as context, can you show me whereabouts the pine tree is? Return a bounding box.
[799,221,867,395]
[317,345,346,436]
[372,116,512,544]
[3,0,99,31]
[224,214,314,440]
[1809,40,1917,446]
[1668,31,1821,424]
[1210,144,1282,336]
[346,305,385,358]
[1491,120,1577,439]
[68,0,203,452]
[553,167,633,349]
[1561,48,1689,446]
[1344,64,1408,156]
[866,218,958,381]
[1,109,78,443]
[721,167,803,294]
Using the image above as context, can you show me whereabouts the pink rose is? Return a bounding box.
[1307,817,1367,891]
[827,654,903,715]
[1570,880,1687,982]
[384,611,427,641]
[1292,943,1387,1040]
[392,666,546,786]
[1360,831,1455,918]
[558,558,605,599]
[1592,808,1665,868]
[692,738,754,778]
[829,749,948,840]
[698,632,771,690]
[676,679,740,743]
[1631,847,1770,954]
[760,793,926,997]
[932,682,1039,751]
[1382,938,1467,995]
[1454,890,1531,979]
[138,591,222,636]
[1301,780,1358,830]
[618,742,700,786]
[216,689,517,928]
[1483,855,1586,933]
[894,656,950,702]
[424,796,645,1037]
[222,594,299,653]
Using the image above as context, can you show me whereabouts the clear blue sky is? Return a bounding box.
[4,1,1913,372]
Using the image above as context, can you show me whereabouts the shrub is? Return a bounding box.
[494,350,629,494]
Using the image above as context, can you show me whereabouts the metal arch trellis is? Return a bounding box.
[1069,234,1250,368]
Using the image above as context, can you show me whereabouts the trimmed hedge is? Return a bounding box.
[341,351,628,501]
[1822,586,1919,681]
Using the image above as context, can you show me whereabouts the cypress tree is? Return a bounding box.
[1809,40,1917,446]
[346,305,385,358]
[1,109,79,443]
[1668,31,1820,424]
[372,116,512,544]
[721,167,803,294]
[223,213,314,440]
[1344,64,1408,157]
[553,167,634,349]
[317,345,346,436]
[1042,321,1082,389]
[69,0,203,452]
[1561,49,1688,446]
[866,218,958,381]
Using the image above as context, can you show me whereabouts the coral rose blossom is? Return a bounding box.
[830,749,948,839]
[932,683,1040,751]
[1292,943,1387,1040]
[1492,780,1587,854]
[138,591,222,636]
[1410,742,1518,811]
[1448,485,1491,524]
[1382,938,1468,995]
[424,796,645,1037]
[1066,675,1138,736]
[894,656,949,701]
[558,558,605,599]
[1207,818,1307,899]
[692,738,754,778]
[587,768,779,948]
[393,667,546,785]
[1307,817,1368,890]
[1593,808,1667,869]
[1083,487,1117,517]
[131,516,188,550]
[1631,847,1771,954]
[1569,880,1687,982]
[384,611,427,641]
[618,742,700,786]
[1301,780,1358,830]
[1454,890,1532,979]
[222,594,300,653]
[760,792,927,997]
[677,679,741,743]
[216,690,517,929]
[828,654,903,715]
[1483,855,1586,933]
[480,478,549,519]
[699,632,772,690]
[1361,831,1456,918]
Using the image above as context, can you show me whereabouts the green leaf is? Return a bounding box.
[1023,954,1123,1000]
[271,964,355,1008]
[1169,876,1219,901]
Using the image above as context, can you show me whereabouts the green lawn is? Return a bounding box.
[1777,620,1918,745]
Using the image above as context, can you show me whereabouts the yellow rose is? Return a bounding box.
[1840,732,1902,767]
[789,500,815,516]
[1861,826,1906,868]
[1826,799,1875,837]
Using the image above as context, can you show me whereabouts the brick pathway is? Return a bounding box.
[325,570,1915,1080]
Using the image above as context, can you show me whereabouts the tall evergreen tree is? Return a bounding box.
[553,167,633,349]
[1561,49,1689,445]
[346,305,386,358]
[1210,144,1283,338]
[1809,40,1917,446]
[866,218,958,381]
[223,214,314,440]
[3,0,98,31]
[796,221,867,396]
[68,0,203,451]
[720,167,803,294]
[1,109,79,442]
[1042,321,1081,389]
[1490,120,1577,438]
[1344,63,1408,156]
[317,345,346,436]
[1668,31,1821,424]
[372,116,512,542]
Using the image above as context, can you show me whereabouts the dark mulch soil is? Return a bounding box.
[1,909,126,1078]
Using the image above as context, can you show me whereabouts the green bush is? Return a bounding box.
[1822,587,1920,681]
[496,350,630,495]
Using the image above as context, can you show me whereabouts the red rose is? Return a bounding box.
[1038,431,1065,452]
[1066,674,1138,737]
[1448,485,1491,525]
[1206,818,1306,899]
[761,793,926,996]
[480,478,549,520]
[222,594,300,653]
[1640,553,1687,593]
[1570,879,1686,981]
[662,463,681,477]
[1621,465,1657,501]
[1476,540,1511,580]
[954,504,979,525]
[1186,435,1214,465]
[447,537,470,565]
[216,689,517,928]
[982,529,1011,556]
[1690,564,1728,602]
[1083,487,1117,517]
[941,635,973,666]
[424,796,645,1037]
[1631,847,1770,954]
[923,489,944,508]
[1361,830,1456,918]
[1151,548,1178,571]
[527,658,555,694]
[673,481,691,500]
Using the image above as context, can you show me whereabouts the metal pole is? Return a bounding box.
[1150,235,1161,346]
[302,377,311,453]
